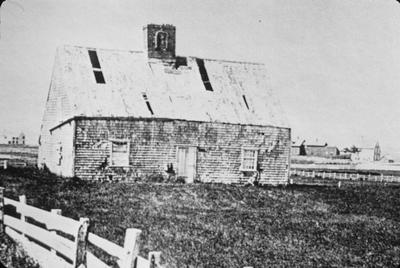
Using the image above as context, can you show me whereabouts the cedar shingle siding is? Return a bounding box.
[73,118,290,184]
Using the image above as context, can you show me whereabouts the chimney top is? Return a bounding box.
[143,24,176,60]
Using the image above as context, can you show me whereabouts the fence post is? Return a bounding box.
[149,251,162,268]
[0,187,4,233]
[73,217,89,268]
[51,209,62,256]
[121,228,141,268]
[19,195,27,241]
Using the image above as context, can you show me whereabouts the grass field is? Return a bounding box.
[0,168,399,267]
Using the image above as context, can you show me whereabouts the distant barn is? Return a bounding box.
[292,143,339,158]
[38,24,290,185]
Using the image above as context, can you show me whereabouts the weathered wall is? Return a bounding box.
[48,122,75,177]
[74,118,290,185]
[38,49,74,173]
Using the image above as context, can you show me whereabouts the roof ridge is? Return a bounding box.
[62,44,144,54]
[60,45,265,65]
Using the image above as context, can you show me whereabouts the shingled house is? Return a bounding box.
[38,24,290,185]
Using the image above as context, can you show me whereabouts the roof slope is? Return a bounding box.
[52,45,288,128]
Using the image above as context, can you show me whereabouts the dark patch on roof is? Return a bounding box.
[196,58,214,92]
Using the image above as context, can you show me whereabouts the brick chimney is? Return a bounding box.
[143,24,176,60]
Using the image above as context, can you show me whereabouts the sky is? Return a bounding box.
[0,0,400,158]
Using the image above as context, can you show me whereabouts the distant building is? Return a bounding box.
[292,141,339,158]
[0,132,25,145]
[38,24,290,185]
[351,142,381,162]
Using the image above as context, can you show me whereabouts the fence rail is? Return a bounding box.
[0,187,161,268]
[291,169,400,183]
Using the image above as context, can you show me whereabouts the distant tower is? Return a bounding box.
[373,142,381,161]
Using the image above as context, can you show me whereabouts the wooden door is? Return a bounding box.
[177,146,197,183]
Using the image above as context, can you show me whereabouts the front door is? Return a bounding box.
[177,146,197,183]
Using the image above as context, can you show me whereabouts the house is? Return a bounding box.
[292,141,339,158]
[0,132,25,145]
[38,24,290,185]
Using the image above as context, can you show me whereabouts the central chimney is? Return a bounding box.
[143,24,176,60]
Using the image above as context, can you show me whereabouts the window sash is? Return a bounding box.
[240,149,258,171]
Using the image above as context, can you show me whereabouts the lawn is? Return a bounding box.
[0,168,399,267]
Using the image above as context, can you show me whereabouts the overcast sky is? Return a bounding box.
[1,0,400,158]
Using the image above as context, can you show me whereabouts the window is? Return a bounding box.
[240,148,258,171]
[88,50,106,84]
[110,140,129,166]
[196,58,214,91]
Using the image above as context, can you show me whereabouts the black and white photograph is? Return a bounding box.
[0,0,399,267]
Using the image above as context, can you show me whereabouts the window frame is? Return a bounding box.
[240,148,259,172]
[109,139,130,167]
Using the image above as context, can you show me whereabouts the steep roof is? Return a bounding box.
[51,45,288,128]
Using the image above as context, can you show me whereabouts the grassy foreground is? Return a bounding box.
[0,168,399,267]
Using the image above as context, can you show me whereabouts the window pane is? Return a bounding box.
[94,70,106,84]
[88,50,101,69]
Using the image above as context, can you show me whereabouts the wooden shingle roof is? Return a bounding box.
[52,45,288,128]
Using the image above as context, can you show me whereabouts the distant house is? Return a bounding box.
[38,24,290,184]
[292,142,339,158]
[351,142,381,162]
[0,132,25,145]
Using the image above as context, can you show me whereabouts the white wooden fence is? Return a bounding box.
[0,187,162,268]
[291,169,400,183]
